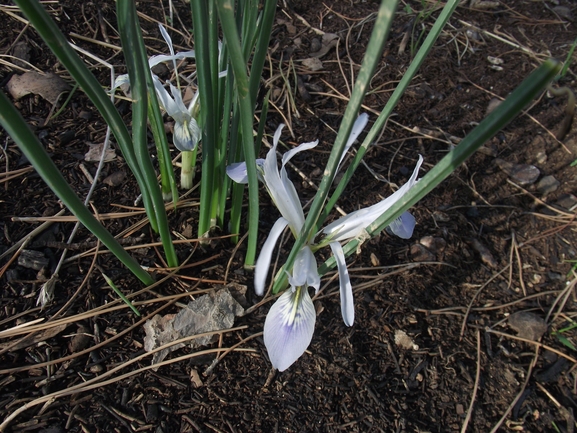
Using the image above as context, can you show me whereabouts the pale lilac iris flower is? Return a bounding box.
[227,115,422,371]
[113,24,200,152]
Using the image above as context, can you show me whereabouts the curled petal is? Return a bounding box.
[323,155,423,241]
[330,242,354,326]
[148,51,197,68]
[158,24,175,56]
[337,113,369,172]
[262,125,306,232]
[226,159,265,184]
[254,218,289,296]
[264,287,316,371]
[226,162,249,184]
[112,74,130,91]
[287,246,320,293]
[387,211,415,239]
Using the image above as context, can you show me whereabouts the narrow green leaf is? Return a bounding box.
[0,90,154,286]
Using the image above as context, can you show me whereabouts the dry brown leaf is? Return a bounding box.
[6,71,70,105]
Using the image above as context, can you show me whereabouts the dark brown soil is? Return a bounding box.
[1,1,577,432]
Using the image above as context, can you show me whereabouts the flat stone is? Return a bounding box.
[495,158,540,185]
[508,311,547,341]
[536,175,560,195]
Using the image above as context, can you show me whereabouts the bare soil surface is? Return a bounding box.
[1,1,577,432]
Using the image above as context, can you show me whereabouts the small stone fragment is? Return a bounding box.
[411,243,435,262]
[18,250,49,270]
[553,6,573,20]
[486,98,502,116]
[103,171,126,187]
[469,239,497,268]
[69,325,91,353]
[370,252,380,267]
[394,329,418,350]
[536,175,560,195]
[302,57,323,71]
[555,194,577,211]
[508,311,548,341]
[495,159,540,185]
[419,236,446,254]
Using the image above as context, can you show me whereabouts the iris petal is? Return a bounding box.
[330,242,354,326]
[262,125,306,233]
[323,155,423,241]
[287,246,320,292]
[254,218,289,296]
[264,287,316,371]
[387,211,415,239]
[337,113,369,172]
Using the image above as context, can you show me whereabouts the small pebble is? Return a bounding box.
[495,158,540,185]
[411,244,435,262]
[536,175,559,195]
[508,311,547,341]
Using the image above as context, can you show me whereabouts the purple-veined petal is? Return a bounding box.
[254,218,289,296]
[173,117,200,151]
[287,246,320,293]
[329,242,354,326]
[337,113,369,172]
[323,155,423,241]
[387,211,415,239]
[226,162,249,183]
[112,74,130,91]
[263,286,316,371]
[226,159,266,184]
[262,125,305,233]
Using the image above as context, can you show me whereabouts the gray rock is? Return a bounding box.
[508,311,548,341]
[495,158,540,185]
[536,175,560,195]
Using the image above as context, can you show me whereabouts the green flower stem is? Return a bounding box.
[215,0,261,267]
[318,59,562,275]
[191,0,217,238]
[117,0,178,268]
[181,149,197,190]
[0,90,154,286]
[147,91,178,203]
[272,0,400,294]
[318,0,460,229]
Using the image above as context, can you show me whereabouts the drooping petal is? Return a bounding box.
[226,162,249,183]
[148,50,197,68]
[330,242,354,326]
[287,246,320,293]
[337,113,369,172]
[323,155,424,241]
[112,74,130,91]
[262,125,306,233]
[153,76,179,115]
[387,211,415,239]
[169,82,189,118]
[263,287,316,371]
[226,159,265,184]
[158,24,175,57]
[254,218,289,296]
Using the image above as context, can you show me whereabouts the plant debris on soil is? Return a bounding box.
[1,1,577,432]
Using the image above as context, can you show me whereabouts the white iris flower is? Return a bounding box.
[113,24,200,152]
[227,115,422,371]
